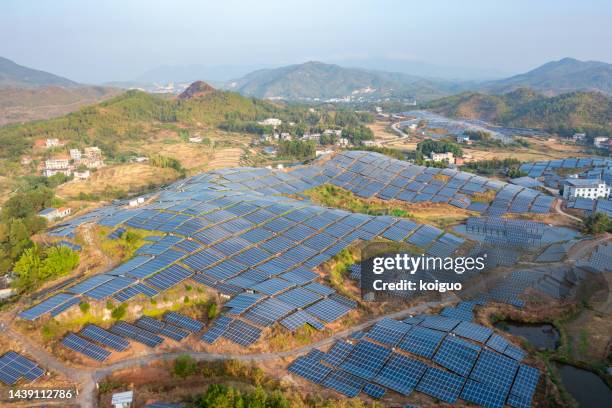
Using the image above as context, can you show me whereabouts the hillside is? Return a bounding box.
[0,56,77,88]
[224,61,460,101]
[0,85,120,125]
[0,86,286,160]
[482,58,612,95]
[424,89,612,135]
[178,80,216,99]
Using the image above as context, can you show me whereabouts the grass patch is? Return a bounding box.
[472,189,497,203]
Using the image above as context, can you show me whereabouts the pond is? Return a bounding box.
[495,321,560,350]
[554,363,612,407]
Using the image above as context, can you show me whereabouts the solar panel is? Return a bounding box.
[373,352,428,395]
[398,326,445,358]
[461,379,507,408]
[110,321,164,348]
[340,340,391,380]
[251,278,294,295]
[19,293,77,320]
[163,312,204,332]
[452,321,493,343]
[113,283,158,302]
[85,276,135,300]
[145,264,192,290]
[365,318,412,346]
[323,341,355,367]
[79,324,129,351]
[201,316,233,344]
[61,333,111,361]
[222,319,262,346]
[322,369,366,397]
[224,292,263,314]
[486,333,510,353]
[0,352,44,385]
[288,353,332,384]
[419,315,461,332]
[433,336,481,376]
[470,349,519,393]
[362,382,386,399]
[416,366,465,403]
[280,310,324,331]
[276,287,323,308]
[244,298,295,326]
[67,274,115,295]
[305,298,351,323]
[508,365,540,408]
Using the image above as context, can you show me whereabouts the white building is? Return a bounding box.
[45,138,60,147]
[563,178,610,200]
[111,391,133,408]
[594,137,609,149]
[69,149,82,160]
[430,152,455,164]
[456,135,471,144]
[38,207,71,221]
[188,136,202,143]
[258,118,282,127]
[572,133,586,141]
[74,170,90,180]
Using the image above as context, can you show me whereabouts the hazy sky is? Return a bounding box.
[1,0,611,83]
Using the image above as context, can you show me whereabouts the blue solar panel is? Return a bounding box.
[201,316,232,344]
[251,278,294,295]
[113,283,158,302]
[470,349,519,393]
[163,312,204,332]
[289,353,332,384]
[398,326,445,358]
[0,352,44,385]
[280,310,324,331]
[362,382,386,399]
[419,315,461,332]
[433,336,481,376]
[374,352,428,395]
[276,287,323,308]
[461,379,507,408]
[323,341,355,367]
[224,292,263,314]
[416,366,465,403]
[366,318,412,346]
[322,370,366,397]
[85,276,135,300]
[62,333,111,361]
[110,321,164,348]
[486,334,510,353]
[340,340,391,380]
[222,319,262,346]
[508,365,540,408]
[49,296,81,317]
[19,293,76,320]
[452,321,493,343]
[244,298,295,326]
[306,298,351,323]
[79,324,130,351]
[145,264,192,290]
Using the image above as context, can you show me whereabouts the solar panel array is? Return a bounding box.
[0,351,45,386]
[288,306,540,407]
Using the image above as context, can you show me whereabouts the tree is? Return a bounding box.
[173,355,198,378]
[583,212,611,234]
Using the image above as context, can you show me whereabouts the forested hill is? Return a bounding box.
[0,88,281,159]
[423,89,612,136]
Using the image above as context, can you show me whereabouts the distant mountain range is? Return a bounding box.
[0,56,78,88]
[221,58,612,101]
[0,57,118,125]
[423,88,612,135]
[481,57,612,95]
[222,61,465,101]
